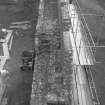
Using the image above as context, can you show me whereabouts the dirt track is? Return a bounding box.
[1,0,105,105]
[0,0,39,105]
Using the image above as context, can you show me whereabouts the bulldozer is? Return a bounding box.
[20,50,35,71]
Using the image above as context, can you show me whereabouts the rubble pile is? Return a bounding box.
[30,0,73,105]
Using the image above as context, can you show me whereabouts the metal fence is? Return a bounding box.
[68,0,102,105]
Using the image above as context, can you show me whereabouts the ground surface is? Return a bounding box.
[0,0,39,105]
[6,31,34,105]
[77,0,105,105]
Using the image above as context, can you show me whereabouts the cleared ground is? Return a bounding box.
[0,0,39,105]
